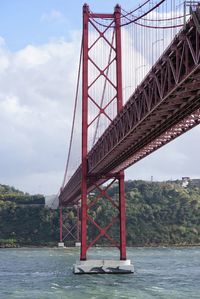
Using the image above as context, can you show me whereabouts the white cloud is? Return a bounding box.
[0,20,200,196]
[0,38,10,73]
[40,10,65,23]
[0,34,82,195]
[15,45,51,67]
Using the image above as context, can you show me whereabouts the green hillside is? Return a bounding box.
[0,184,45,205]
[0,180,200,247]
[125,180,200,246]
[0,184,53,247]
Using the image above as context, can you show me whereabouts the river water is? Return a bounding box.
[0,247,199,299]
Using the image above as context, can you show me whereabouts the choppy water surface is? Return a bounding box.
[0,247,200,299]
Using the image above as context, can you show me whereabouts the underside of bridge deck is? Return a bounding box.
[60,8,200,206]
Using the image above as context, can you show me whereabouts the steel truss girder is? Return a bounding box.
[60,7,200,206]
[60,206,80,244]
[87,15,117,127]
[86,178,120,251]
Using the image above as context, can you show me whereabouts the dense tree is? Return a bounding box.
[0,180,200,247]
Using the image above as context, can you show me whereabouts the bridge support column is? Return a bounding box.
[73,3,134,274]
[74,174,134,274]
[119,172,127,260]
[58,205,80,248]
[58,206,65,248]
[115,4,128,262]
[80,3,89,261]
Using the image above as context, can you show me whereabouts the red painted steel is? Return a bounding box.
[119,173,126,260]
[77,4,128,260]
[60,205,80,245]
[59,206,63,242]
[115,4,126,261]
[86,178,121,251]
[81,3,89,260]
[59,7,200,206]
[77,205,80,242]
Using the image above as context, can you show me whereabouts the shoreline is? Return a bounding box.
[1,243,200,249]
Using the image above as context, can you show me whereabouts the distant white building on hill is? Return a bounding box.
[182,177,190,188]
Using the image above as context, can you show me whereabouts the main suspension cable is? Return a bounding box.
[133,21,184,29]
[91,0,166,28]
[91,0,151,22]
[121,0,166,26]
[121,7,190,22]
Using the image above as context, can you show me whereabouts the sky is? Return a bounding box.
[0,0,200,195]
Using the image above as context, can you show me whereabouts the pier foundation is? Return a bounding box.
[73,259,134,274]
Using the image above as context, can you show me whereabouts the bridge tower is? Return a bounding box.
[58,204,80,248]
[74,4,134,274]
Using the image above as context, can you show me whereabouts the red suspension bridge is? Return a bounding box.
[58,0,200,273]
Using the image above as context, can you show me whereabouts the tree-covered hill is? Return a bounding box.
[124,180,200,246]
[0,180,200,247]
[0,184,45,205]
[0,184,50,247]
[87,180,200,246]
